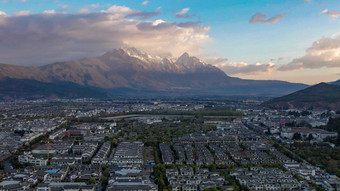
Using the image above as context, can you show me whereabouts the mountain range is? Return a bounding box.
[331,79,340,85]
[264,83,340,110]
[0,47,308,99]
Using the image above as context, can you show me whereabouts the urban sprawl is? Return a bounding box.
[0,99,339,191]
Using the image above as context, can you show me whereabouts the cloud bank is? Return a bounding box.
[0,5,210,66]
[212,61,275,75]
[279,33,340,71]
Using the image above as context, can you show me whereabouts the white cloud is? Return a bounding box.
[279,33,340,71]
[0,5,211,66]
[78,4,100,14]
[14,10,31,16]
[203,57,228,65]
[214,61,275,75]
[142,1,149,6]
[0,10,7,16]
[249,12,285,24]
[105,5,134,15]
[174,8,194,19]
[42,10,56,14]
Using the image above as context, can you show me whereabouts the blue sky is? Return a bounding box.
[1,0,340,84]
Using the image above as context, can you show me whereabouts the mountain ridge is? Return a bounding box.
[0,78,108,100]
[0,47,308,99]
[264,83,340,110]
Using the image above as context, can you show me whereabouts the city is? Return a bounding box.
[1,0,340,190]
[0,98,339,191]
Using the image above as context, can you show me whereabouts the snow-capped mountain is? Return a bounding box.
[100,47,220,74]
[0,47,307,98]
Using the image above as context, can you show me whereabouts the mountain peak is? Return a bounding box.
[104,46,163,63]
[179,52,190,58]
[176,52,206,69]
[119,46,143,56]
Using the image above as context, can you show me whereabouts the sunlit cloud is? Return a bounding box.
[279,33,340,71]
[0,5,211,66]
[42,10,56,14]
[214,61,275,75]
[203,57,228,66]
[13,10,31,16]
[0,10,7,16]
[142,1,149,6]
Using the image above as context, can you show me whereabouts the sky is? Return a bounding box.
[0,0,340,84]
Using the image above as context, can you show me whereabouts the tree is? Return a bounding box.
[204,188,221,191]
[308,134,314,141]
[89,177,96,184]
[293,133,302,140]
[208,164,217,172]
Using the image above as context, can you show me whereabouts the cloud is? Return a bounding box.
[304,0,311,2]
[77,4,100,14]
[214,61,275,75]
[0,5,211,66]
[177,21,201,28]
[42,10,56,14]
[126,10,160,20]
[174,8,195,19]
[203,57,228,65]
[142,1,149,6]
[249,12,285,24]
[279,33,340,71]
[321,9,340,19]
[0,10,6,16]
[264,14,285,24]
[13,10,31,16]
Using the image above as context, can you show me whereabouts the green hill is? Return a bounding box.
[264,83,340,110]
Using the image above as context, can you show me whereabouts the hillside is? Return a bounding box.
[264,83,340,110]
[331,79,340,85]
[0,78,109,100]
